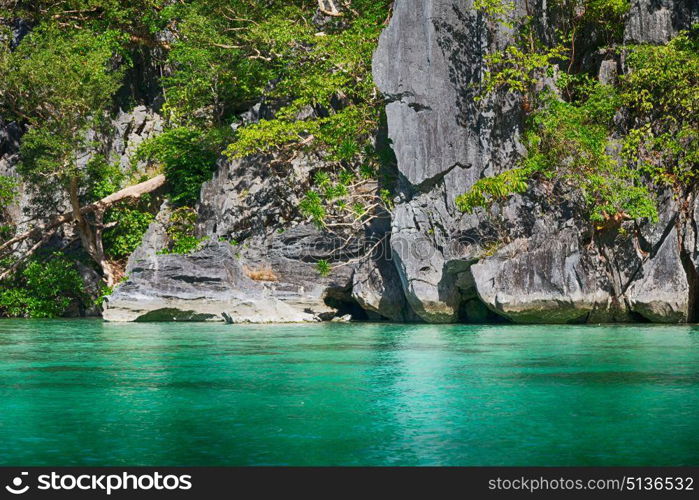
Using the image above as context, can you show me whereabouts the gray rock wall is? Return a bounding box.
[624,0,698,44]
[104,241,322,322]
[371,0,699,324]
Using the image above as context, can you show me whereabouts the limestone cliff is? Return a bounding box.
[103,0,699,324]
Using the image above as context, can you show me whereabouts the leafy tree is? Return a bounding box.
[158,0,280,125]
[0,23,130,283]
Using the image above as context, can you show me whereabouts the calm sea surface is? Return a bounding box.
[0,320,698,466]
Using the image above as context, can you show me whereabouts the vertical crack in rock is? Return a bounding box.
[678,193,699,322]
[678,235,697,322]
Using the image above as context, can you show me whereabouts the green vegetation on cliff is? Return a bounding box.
[457,1,698,229]
[0,1,391,315]
[0,252,85,318]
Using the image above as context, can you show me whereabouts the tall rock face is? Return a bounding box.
[373,0,698,324]
[194,151,368,321]
[373,0,525,322]
[624,0,698,43]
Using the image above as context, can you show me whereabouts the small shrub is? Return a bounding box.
[85,155,125,200]
[135,127,222,206]
[316,259,331,277]
[93,283,114,310]
[0,175,17,210]
[103,207,155,260]
[456,167,531,213]
[299,191,327,228]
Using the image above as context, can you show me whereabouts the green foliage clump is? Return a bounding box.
[134,127,222,205]
[478,44,567,98]
[0,253,85,318]
[0,1,395,303]
[93,283,114,311]
[299,191,327,228]
[103,207,155,260]
[475,0,629,99]
[0,2,393,283]
[474,0,515,26]
[0,175,17,211]
[460,2,694,229]
[527,92,657,223]
[161,207,206,255]
[160,2,276,125]
[456,167,531,213]
[0,1,170,40]
[85,155,126,201]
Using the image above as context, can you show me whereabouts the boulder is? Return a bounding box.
[626,226,689,323]
[351,253,418,322]
[471,229,617,323]
[103,241,325,322]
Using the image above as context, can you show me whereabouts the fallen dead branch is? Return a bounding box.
[0,174,166,285]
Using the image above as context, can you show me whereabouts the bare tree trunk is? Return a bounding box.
[69,176,96,256]
[68,176,118,286]
[92,209,117,287]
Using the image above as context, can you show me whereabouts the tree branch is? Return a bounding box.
[0,227,58,282]
[0,174,166,262]
[317,0,343,17]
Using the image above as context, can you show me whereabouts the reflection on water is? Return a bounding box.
[0,320,698,465]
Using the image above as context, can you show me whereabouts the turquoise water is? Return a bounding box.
[0,320,698,466]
